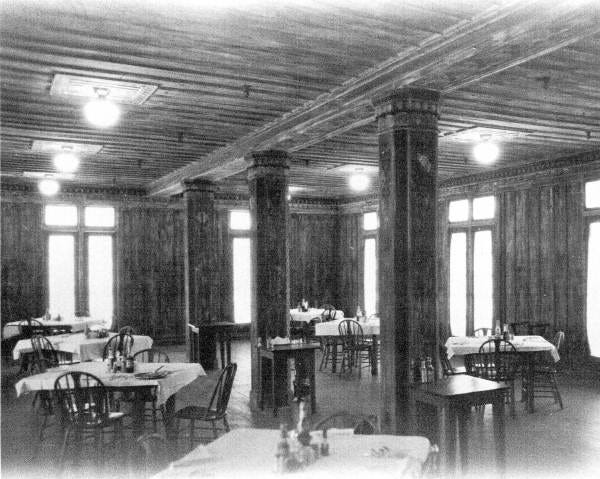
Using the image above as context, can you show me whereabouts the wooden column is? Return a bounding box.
[373,88,440,434]
[246,150,290,406]
[183,178,218,368]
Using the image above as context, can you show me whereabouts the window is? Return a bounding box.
[44,204,115,326]
[230,210,251,323]
[585,179,600,209]
[363,212,378,316]
[587,221,600,357]
[447,196,495,335]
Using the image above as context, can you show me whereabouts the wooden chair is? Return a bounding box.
[473,339,520,416]
[30,334,74,373]
[102,332,134,359]
[118,325,135,335]
[529,323,550,338]
[314,411,379,434]
[54,371,125,471]
[439,345,466,376]
[174,363,237,450]
[525,331,564,409]
[320,305,337,322]
[338,320,373,377]
[132,349,170,431]
[18,319,45,338]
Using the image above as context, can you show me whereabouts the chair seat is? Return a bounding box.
[175,405,221,421]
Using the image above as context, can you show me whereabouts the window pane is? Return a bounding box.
[474,230,493,331]
[587,222,600,357]
[233,238,251,324]
[45,205,77,226]
[585,180,600,209]
[473,196,495,220]
[85,206,115,227]
[363,211,378,231]
[449,232,467,336]
[88,235,113,328]
[230,210,251,230]
[364,238,377,316]
[48,234,75,318]
[448,199,469,222]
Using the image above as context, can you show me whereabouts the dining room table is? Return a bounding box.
[315,317,380,374]
[2,316,105,339]
[15,360,206,437]
[289,308,345,323]
[444,335,559,413]
[152,427,433,479]
[12,331,154,362]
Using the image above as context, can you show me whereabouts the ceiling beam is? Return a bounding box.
[148,0,600,196]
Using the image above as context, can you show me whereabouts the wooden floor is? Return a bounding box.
[2,339,599,478]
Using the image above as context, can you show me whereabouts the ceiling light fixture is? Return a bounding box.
[349,173,370,192]
[53,147,80,173]
[473,136,499,165]
[84,87,120,128]
[38,178,60,196]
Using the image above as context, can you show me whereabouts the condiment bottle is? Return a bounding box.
[425,356,435,383]
[420,359,427,383]
[320,428,329,456]
[125,355,134,373]
[276,424,290,473]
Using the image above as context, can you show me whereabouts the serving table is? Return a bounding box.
[445,335,559,413]
[15,361,205,436]
[315,318,380,374]
[411,375,508,476]
[258,343,320,416]
[2,316,105,339]
[12,332,153,362]
[153,428,432,479]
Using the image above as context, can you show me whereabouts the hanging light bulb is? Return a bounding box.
[349,173,370,192]
[53,147,79,173]
[38,178,60,196]
[84,87,120,128]
[473,137,500,164]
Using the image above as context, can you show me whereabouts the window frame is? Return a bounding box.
[446,196,496,336]
[362,210,379,317]
[228,209,252,324]
[584,179,600,361]
[43,202,117,319]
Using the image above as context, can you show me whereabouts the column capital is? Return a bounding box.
[245,150,290,181]
[373,87,440,132]
[182,178,217,194]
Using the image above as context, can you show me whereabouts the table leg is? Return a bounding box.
[131,391,146,438]
[308,350,316,414]
[219,333,226,369]
[438,405,457,476]
[526,354,535,413]
[163,395,178,458]
[371,335,378,375]
[331,340,337,373]
[492,395,506,476]
[457,404,470,475]
[226,334,232,366]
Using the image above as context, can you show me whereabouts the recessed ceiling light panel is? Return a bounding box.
[50,74,157,105]
[38,179,60,196]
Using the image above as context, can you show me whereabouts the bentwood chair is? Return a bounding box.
[469,339,520,416]
[318,304,340,371]
[338,320,373,377]
[439,345,466,377]
[174,363,237,450]
[30,334,75,372]
[524,331,564,409]
[54,371,125,471]
[102,332,134,359]
[314,411,379,434]
[132,349,171,431]
[118,325,135,335]
[320,305,337,322]
[18,319,45,338]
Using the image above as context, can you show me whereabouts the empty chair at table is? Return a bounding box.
[102,332,134,359]
[338,319,373,377]
[54,371,125,471]
[468,339,520,416]
[30,334,75,373]
[118,325,135,335]
[315,411,379,434]
[320,304,337,322]
[439,345,466,377]
[18,319,45,339]
[174,363,237,450]
[523,330,564,409]
[132,349,171,432]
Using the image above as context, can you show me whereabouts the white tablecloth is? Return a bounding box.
[12,332,154,361]
[316,318,380,336]
[154,428,431,479]
[445,335,559,362]
[15,361,205,406]
[2,317,105,339]
[290,309,345,323]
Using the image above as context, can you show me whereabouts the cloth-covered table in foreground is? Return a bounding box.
[154,427,431,479]
[12,332,153,361]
